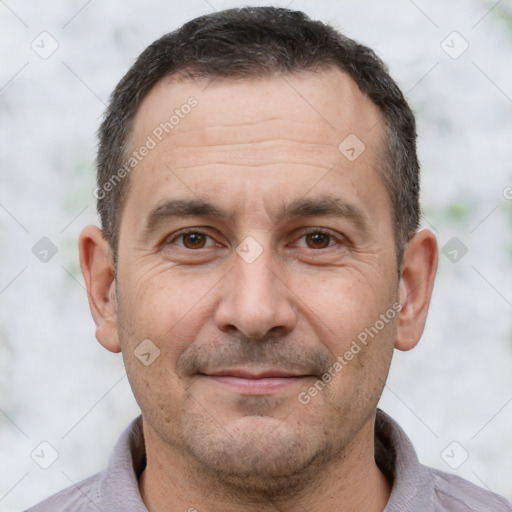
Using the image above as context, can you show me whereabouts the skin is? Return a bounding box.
[79,67,438,512]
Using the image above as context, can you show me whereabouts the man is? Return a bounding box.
[27,6,511,512]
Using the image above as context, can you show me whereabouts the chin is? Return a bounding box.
[181,414,336,496]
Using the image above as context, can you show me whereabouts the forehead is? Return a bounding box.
[123,67,388,231]
[132,67,383,151]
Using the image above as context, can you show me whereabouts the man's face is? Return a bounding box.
[115,68,399,489]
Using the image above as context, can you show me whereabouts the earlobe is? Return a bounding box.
[395,229,438,352]
[79,225,122,353]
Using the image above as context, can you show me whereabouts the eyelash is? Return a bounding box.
[165,227,346,250]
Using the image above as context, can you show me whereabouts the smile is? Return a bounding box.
[199,369,314,395]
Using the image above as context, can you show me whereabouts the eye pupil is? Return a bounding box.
[183,233,206,249]
[306,232,329,249]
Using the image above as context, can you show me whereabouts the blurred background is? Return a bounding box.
[1,0,511,510]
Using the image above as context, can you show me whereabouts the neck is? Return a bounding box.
[139,413,392,512]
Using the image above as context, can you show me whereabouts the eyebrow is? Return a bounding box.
[141,199,228,241]
[274,196,368,232]
[141,195,369,242]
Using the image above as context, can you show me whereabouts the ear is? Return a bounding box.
[79,225,121,353]
[395,229,438,351]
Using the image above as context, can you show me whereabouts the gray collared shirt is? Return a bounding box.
[26,409,512,511]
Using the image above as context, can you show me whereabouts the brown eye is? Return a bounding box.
[181,233,207,249]
[305,232,331,249]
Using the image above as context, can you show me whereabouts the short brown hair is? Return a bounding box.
[96,6,420,267]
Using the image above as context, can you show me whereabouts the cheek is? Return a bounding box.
[300,268,398,386]
[117,271,206,425]
[119,267,218,360]
[303,271,390,337]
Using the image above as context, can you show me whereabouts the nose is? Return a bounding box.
[213,245,297,340]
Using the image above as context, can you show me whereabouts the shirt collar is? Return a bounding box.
[375,409,435,511]
[95,409,434,511]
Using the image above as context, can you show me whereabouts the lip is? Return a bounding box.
[199,368,314,395]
